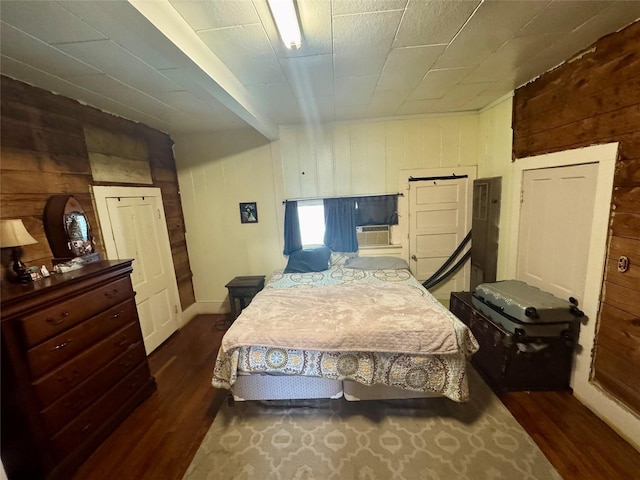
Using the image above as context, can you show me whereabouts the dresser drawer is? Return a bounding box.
[51,362,152,461]
[27,299,138,379]
[32,321,145,409]
[21,276,133,348]
[40,343,147,436]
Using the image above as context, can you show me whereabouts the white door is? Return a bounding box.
[93,187,180,354]
[409,175,472,301]
[517,163,599,303]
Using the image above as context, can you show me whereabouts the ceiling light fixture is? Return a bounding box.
[267,0,301,49]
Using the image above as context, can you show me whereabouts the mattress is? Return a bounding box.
[213,265,478,402]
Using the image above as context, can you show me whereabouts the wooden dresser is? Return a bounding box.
[1,260,156,479]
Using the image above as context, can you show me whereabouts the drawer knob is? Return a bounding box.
[111,312,121,319]
[115,337,129,347]
[52,340,72,351]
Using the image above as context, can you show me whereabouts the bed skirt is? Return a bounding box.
[230,374,439,402]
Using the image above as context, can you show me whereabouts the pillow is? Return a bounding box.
[329,251,358,267]
[344,256,409,271]
[284,246,331,273]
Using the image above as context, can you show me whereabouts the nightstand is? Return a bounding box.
[225,276,265,320]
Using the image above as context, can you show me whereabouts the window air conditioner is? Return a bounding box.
[356,225,390,246]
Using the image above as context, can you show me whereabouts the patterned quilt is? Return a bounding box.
[212,266,479,402]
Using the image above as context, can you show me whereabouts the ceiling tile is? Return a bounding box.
[1,23,102,78]
[246,82,302,124]
[333,10,403,54]
[368,90,405,115]
[376,45,446,92]
[464,34,561,84]
[297,95,335,124]
[334,51,389,78]
[332,0,408,16]
[197,24,286,85]
[157,90,249,130]
[334,75,379,106]
[393,0,480,48]
[434,0,548,69]
[69,74,179,120]
[0,55,170,130]
[280,54,334,98]
[169,0,260,31]
[517,0,611,37]
[57,40,184,95]
[408,67,474,100]
[59,0,194,70]
[0,1,106,45]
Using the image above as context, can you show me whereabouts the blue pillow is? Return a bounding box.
[284,246,331,273]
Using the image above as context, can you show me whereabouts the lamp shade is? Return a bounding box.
[0,219,37,248]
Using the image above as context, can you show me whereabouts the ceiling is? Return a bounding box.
[1,1,639,140]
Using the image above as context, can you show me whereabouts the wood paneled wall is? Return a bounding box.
[0,76,195,309]
[512,21,640,414]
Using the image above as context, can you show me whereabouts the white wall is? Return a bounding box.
[174,114,481,311]
[477,94,514,280]
[280,114,479,199]
[173,129,284,312]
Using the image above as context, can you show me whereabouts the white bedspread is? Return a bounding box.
[223,282,460,355]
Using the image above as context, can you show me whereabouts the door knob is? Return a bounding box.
[411,255,418,261]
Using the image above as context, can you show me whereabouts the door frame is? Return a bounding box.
[91,185,183,328]
[398,166,477,291]
[508,143,640,445]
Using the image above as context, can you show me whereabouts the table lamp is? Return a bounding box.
[1,219,37,283]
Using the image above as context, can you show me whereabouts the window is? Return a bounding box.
[297,200,325,247]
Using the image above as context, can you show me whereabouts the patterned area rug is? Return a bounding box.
[184,368,560,480]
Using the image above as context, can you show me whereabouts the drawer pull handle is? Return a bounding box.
[64,397,84,410]
[80,423,93,433]
[115,337,129,347]
[46,312,69,325]
[57,369,79,383]
[52,340,72,351]
[120,360,134,368]
[104,289,119,299]
[111,313,121,319]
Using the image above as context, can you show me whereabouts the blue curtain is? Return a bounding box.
[323,198,358,252]
[355,195,398,226]
[283,201,302,255]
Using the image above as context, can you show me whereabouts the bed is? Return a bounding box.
[212,255,479,403]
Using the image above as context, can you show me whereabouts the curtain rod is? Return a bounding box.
[283,192,403,204]
[408,174,468,182]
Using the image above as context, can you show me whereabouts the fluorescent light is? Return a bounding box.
[267,0,301,49]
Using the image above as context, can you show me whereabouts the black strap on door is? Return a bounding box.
[421,230,472,290]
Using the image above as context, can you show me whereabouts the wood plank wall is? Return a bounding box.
[0,76,196,309]
[512,21,640,415]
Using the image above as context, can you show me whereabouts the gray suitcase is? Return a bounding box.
[472,280,582,337]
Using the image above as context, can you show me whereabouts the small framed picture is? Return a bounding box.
[240,202,258,223]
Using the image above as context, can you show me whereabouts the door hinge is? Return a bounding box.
[520,190,524,203]
[174,305,179,315]
[157,209,162,220]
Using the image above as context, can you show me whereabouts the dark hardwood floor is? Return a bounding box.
[73,314,640,480]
